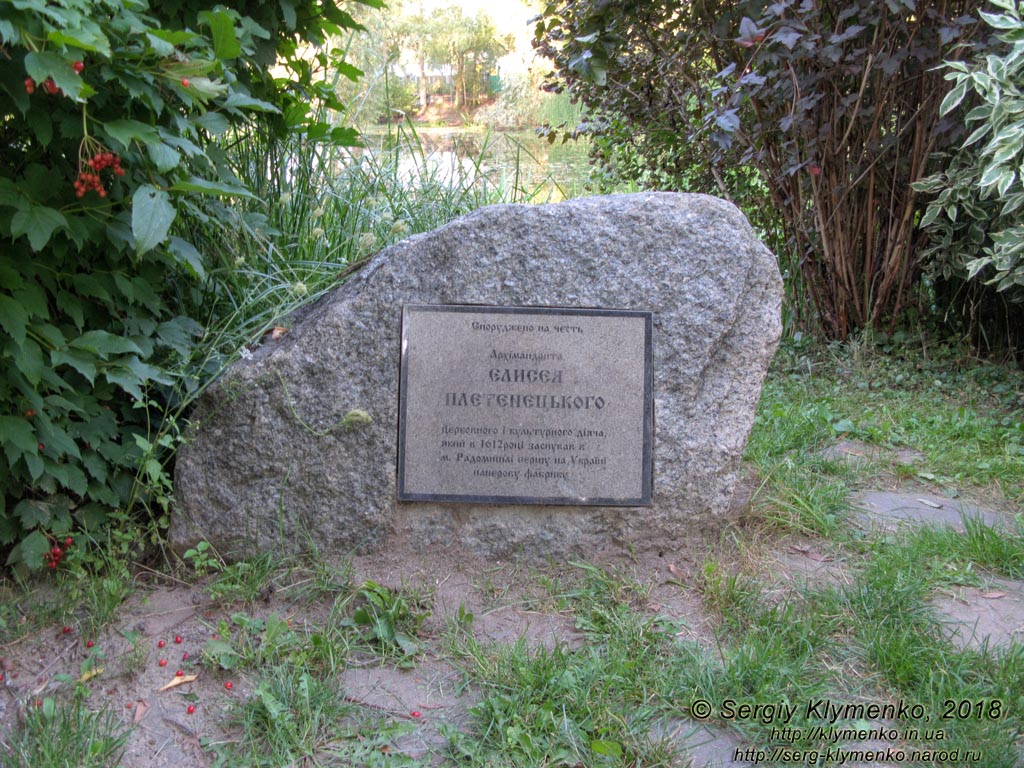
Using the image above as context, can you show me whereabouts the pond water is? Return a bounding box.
[360,127,598,202]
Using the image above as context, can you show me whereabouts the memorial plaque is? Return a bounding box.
[397,304,653,505]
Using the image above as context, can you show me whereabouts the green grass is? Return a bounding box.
[446,564,678,766]
[0,697,129,768]
[844,529,1024,764]
[212,666,355,767]
[747,338,1024,541]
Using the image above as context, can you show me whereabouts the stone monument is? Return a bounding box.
[171,192,782,560]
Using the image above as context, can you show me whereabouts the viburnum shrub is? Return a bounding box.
[0,0,376,571]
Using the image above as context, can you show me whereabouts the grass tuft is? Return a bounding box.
[1,698,129,768]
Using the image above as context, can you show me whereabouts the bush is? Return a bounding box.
[0,0,372,571]
[914,0,1024,353]
[534,0,981,338]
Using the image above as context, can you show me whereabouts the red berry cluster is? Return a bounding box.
[44,536,74,570]
[74,151,125,198]
[23,78,61,95]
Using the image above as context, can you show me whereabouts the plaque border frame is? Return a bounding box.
[397,303,654,506]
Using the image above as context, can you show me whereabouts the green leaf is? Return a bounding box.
[24,452,44,481]
[47,19,112,56]
[24,51,84,99]
[591,740,623,758]
[330,126,361,146]
[51,349,97,384]
[939,79,969,116]
[69,330,144,358]
[279,0,297,29]
[8,530,49,568]
[170,177,255,199]
[103,119,158,152]
[168,237,207,279]
[36,418,81,460]
[0,415,36,454]
[142,138,181,172]
[184,77,229,100]
[980,10,1020,30]
[203,639,240,670]
[202,10,242,59]
[127,355,169,385]
[132,185,176,255]
[194,112,230,134]
[155,317,201,356]
[979,163,1005,189]
[47,462,89,496]
[920,203,942,229]
[222,91,280,113]
[14,282,48,319]
[997,170,1017,197]
[335,61,363,82]
[44,395,85,414]
[105,370,144,400]
[11,205,67,251]
[104,357,166,400]
[0,177,26,209]
[13,499,51,529]
[832,418,856,434]
[0,294,30,345]
[27,108,53,146]
[82,450,109,483]
[321,4,364,31]
[145,32,177,57]
[13,340,45,387]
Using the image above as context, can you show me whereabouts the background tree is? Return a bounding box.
[534,0,984,339]
[428,7,510,107]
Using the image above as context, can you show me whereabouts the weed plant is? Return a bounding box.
[447,564,677,766]
[212,666,356,767]
[0,697,128,768]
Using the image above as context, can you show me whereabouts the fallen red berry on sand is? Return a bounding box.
[86,640,94,648]
[174,636,183,644]
[187,704,196,714]
[159,659,167,667]
[62,626,71,634]
[224,681,233,690]
[176,669,184,677]
[411,710,421,718]
[157,640,165,648]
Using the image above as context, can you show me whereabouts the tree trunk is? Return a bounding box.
[417,51,427,113]
[455,55,465,108]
